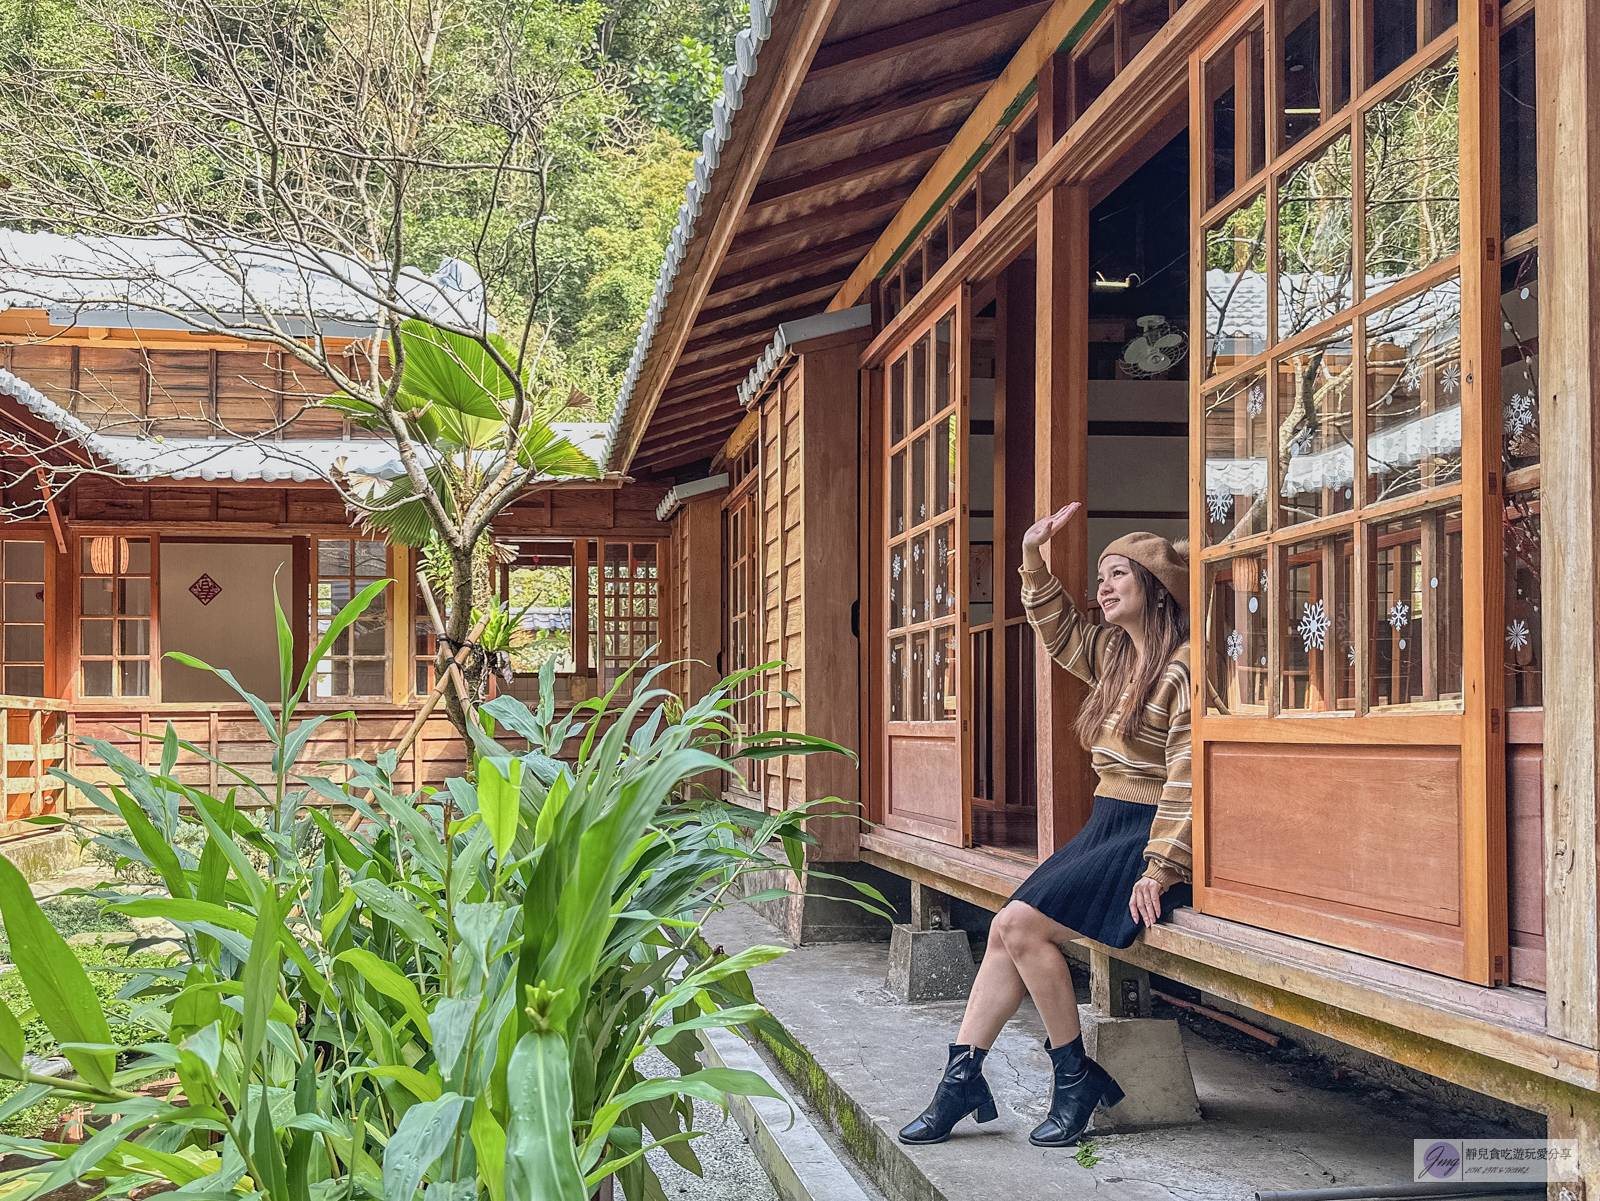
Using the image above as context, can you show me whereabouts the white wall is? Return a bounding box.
[160,542,293,703]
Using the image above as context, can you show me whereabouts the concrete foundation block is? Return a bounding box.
[1082,1009,1201,1132]
[1,832,82,883]
[885,924,976,1002]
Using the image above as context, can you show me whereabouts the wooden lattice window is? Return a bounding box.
[589,540,661,696]
[1,541,46,697]
[79,536,154,698]
[314,537,388,699]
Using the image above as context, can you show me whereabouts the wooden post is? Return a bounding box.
[1034,184,1093,857]
[680,497,723,703]
[1037,50,1072,149]
[1089,946,1152,1020]
[1538,0,1600,1050]
[910,881,950,932]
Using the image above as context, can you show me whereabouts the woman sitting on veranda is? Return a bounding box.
[899,501,1194,1150]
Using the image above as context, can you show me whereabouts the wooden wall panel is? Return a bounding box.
[146,350,212,436]
[149,490,217,524]
[1507,742,1546,989]
[76,348,145,432]
[9,345,75,411]
[1206,743,1470,976]
[216,350,282,433]
[72,475,150,521]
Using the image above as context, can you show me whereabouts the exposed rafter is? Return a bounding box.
[807,0,1050,79]
[707,228,882,299]
[693,267,851,330]
[774,65,999,151]
[727,182,918,257]
[748,131,953,209]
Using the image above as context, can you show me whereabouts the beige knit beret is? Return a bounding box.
[1100,532,1190,612]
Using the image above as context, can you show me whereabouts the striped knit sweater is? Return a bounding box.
[1019,563,1193,891]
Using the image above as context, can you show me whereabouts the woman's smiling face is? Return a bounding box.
[1096,553,1144,629]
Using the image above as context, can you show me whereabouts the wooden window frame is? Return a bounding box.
[75,532,159,702]
[0,533,53,700]
[311,534,390,701]
[1190,0,1506,984]
[722,441,764,806]
[588,538,665,697]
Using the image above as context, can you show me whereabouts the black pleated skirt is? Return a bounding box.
[1009,795,1193,950]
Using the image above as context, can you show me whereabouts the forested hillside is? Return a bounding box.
[0,0,748,418]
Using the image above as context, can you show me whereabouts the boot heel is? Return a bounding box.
[974,1098,999,1123]
[1099,1080,1125,1108]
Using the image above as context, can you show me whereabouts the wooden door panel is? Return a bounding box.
[1204,742,1470,973]
[1506,740,1545,989]
[886,729,962,844]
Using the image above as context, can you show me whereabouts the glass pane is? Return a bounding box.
[354,660,385,696]
[1280,0,1321,149]
[1371,0,1418,83]
[1204,372,1270,545]
[319,539,350,576]
[1206,555,1270,715]
[354,541,386,577]
[911,433,928,526]
[352,618,385,656]
[415,616,432,657]
[1332,0,1352,110]
[927,219,949,276]
[333,627,350,656]
[905,247,924,300]
[1207,43,1236,209]
[910,533,928,626]
[119,659,150,697]
[81,578,113,617]
[933,522,954,619]
[1500,16,1536,239]
[889,542,905,629]
[1424,0,1458,41]
[1501,248,1539,470]
[82,659,113,697]
[1368,503,1463,711]
[416,663,430,696]
[3,541,43,582]
[933,416,955,516]
[933,624,956,721]
[1205,192,1268,376]
[1278,132,1353,339]
[122,539,150,575]
[911,334,929,429]
[119,618,150,656]
[1365,278,1462,503]
[118,577,151,617]
[1282,532,1355,713]
[4,582,43,623]
[82,537,114,575]
[890,352,907,443]
[1124,0,1167,60]
[1075,19,1115,118]
[952,187,977,248]
[1277,329,1355,525]
[1364,55,1460,295]
[935,315,952,413]
[1504,488,1542,708]
[322,579,352,616]
[3,624,42,664]
[82,619,113,657]
[889,636,905,722]
[5,666,43,697]
[909,630,929,721]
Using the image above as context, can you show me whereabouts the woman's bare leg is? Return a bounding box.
[955,929,1029,1048]
[957,902,1081,1048]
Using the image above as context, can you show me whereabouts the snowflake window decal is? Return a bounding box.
[1506,619,1531,652]
[1388,601,1410,629]
[1226,630,1244,660]
[1346,643,1356,665]
[1440,362,1461,393]
[1246,385,1265,418]
[1505,391,1537,438]
[1206,490,1233,524]
[1298,600,1330,652]
[1260,569,1269,591]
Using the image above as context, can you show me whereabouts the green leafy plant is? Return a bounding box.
[0,582,886,1201]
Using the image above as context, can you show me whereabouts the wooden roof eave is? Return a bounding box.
[605,0,844,477]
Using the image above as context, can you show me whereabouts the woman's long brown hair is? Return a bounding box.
[1072,559,1190,747]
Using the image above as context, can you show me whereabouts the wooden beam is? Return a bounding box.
[638,409,744,457]
[776,67,999,153]
[830,0,1103,312]
[693,269,852,330]
[655,373,752,413]
[726,183,920,259]
[609,0,844,475]
[637,419,745,468]
[748,132,953,209]
[707,230,883,300]
[665,348,764,388]
[807,0,1051,80]
[681,311,811,359]
[1539,0,1600,1049]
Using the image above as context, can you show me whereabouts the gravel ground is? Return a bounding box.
[622,1049,779,1201]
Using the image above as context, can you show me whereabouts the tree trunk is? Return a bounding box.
[441,543,479,748]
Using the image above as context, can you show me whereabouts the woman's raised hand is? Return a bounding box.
[1021,502,1081,569]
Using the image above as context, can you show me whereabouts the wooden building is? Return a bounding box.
[0,233,673,818]
[609,0,1600,1163]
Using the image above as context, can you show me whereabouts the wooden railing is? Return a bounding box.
[0,696,68,837]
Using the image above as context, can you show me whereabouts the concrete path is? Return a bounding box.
[705,904,1532,1201]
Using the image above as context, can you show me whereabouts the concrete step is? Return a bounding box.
[705,905,1535,1201]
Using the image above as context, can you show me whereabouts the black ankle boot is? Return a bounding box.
[1028,1036,1125,1148]
[898,1044,1000,1144]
